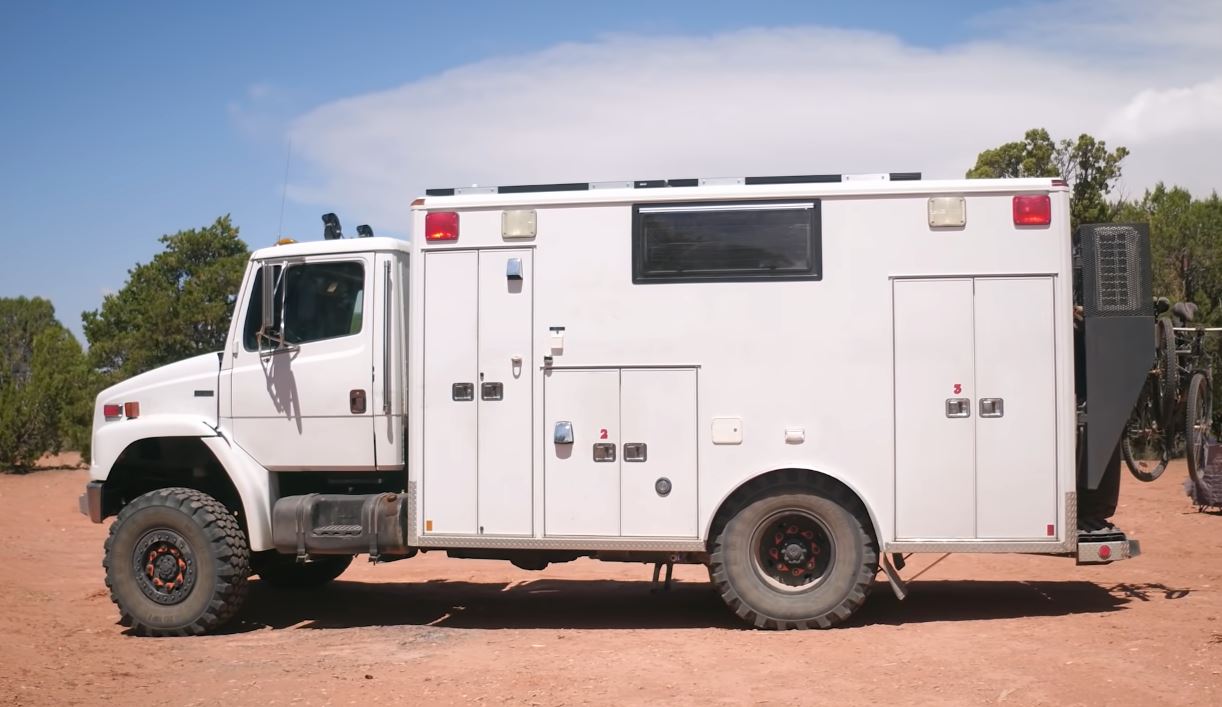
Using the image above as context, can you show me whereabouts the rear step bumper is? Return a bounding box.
[1076,529,1140,564]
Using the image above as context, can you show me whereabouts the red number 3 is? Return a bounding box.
[953,383,962,395]
[599,428,608,440]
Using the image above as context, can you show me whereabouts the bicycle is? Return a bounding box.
[1121,300,1217,483]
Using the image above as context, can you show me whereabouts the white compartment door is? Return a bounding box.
[544,369,620,536]
[974,277,1057,539]
[894,279,977,539]
[621,369,698,538]
[476,249,534,536]
[422,251,478,535]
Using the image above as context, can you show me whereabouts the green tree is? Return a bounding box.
[967,128,1130,228]
[83,216,249,381]
[0,298,92,471]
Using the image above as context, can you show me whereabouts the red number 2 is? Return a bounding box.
[599,428,608,440]
[953,383,962,395]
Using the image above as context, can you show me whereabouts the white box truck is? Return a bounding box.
[80,173,1151,635]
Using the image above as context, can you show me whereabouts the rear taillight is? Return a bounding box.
[103,404,122,419]
[1013,195,1051,226]
[425,211,459,241]
[123,402,140,419]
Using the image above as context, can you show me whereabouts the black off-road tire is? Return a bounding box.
[253,553,353,589]
[1157,318,1178,420]
[709,476,877,630]
[103,488,250,636]
[1185,371,1213,485]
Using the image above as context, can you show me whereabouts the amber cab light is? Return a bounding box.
[425,211,459,241]
[1013,195,1051,226]
[103,404,122,419]
[123,402,140,419]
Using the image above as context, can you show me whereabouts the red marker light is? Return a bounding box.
[103,404,122,419]
[425,211,459,241]
[1098,545,1112,560]
[1013,195,1051,226]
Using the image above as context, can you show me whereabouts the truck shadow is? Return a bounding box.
[219,577,1176,633]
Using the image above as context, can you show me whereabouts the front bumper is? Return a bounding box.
[78,481,105,523]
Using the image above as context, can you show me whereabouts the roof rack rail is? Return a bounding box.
[425,172,921,196]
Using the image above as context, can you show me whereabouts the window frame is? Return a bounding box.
[241,258,368,352]
[631,198,823,284]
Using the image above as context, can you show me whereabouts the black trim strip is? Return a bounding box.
[745,174,841,185]
[425,188,455,196]
[497,182,589,194]
[194,390,215,397]
[634,180,667,188]
[666,178,698,187]
[889,172,922,181]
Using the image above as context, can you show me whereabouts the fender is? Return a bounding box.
[90,415,273,551]
[202,435,273,551]
[702,464,888,547]
[91,415,221,480]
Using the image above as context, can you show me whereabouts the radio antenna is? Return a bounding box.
[277,137,293,240]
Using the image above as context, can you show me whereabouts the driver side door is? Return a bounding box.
[226,255,376,470]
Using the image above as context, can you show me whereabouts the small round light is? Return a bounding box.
[1098,545,1112,560]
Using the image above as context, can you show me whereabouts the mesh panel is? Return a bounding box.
[1079,223,1152,318]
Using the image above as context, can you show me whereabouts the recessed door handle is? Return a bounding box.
[349,389,367,414]
[945,398,970,418]
[980,398,1005,418]
[623,442,647,462]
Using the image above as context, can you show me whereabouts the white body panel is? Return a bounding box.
[408,178,1077,552]
[620,369,698,538]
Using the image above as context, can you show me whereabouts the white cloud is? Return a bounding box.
[287,2,1222,233]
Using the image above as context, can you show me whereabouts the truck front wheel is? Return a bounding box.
[710,481,877,629]
[253,553,353,589]
[103,487,250,636]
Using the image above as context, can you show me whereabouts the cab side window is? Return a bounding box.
[243,262,365,350]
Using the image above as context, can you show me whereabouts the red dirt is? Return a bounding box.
[2,461,1221,706]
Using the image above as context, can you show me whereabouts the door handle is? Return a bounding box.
[979,398,1005,418]
[623,442,647,462]
[945,398,970,418]
[593,442,616,462]
[349,389,367,414]
[481,382,503,400]
[451,383,474,401]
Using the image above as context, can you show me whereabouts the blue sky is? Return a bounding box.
[2,1,1219,343]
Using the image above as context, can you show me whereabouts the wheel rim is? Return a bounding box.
[749,510,836,593]
[133,528,198,605]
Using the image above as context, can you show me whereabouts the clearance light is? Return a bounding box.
[123,402,140,419]
[1013,195,1051,226]
[425,211,459,241]
[103,404,122,419]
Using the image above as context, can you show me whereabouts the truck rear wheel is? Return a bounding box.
[253,554,353,589]
[103,487,250,636]
[710,480,877,629]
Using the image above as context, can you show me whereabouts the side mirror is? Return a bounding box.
[258,262,283,350]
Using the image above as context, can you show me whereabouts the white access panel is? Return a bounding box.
[894,279,976,539]
[974,277,1057,538]
[620,369,698,537]
[422,251,478,534]
[544,369,620,536]
[476,249,534,535]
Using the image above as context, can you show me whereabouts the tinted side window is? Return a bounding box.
[243,261,365,350]
[633,201,821,283]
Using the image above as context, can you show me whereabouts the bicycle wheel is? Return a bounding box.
[1184,371,1213,484]
[1122,381,1172,482]
[1157,318,1178,420]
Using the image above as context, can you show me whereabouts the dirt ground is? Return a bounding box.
[2,459,1221,706]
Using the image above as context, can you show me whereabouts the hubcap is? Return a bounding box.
[750,510,836,593]
[133,529,197,605]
